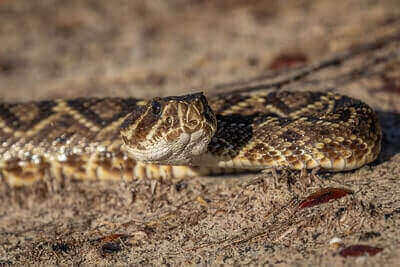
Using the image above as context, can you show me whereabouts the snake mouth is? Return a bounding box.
[122,129,208,165]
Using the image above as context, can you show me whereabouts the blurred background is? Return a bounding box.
[1,1,400,265]
[0,0,399,101]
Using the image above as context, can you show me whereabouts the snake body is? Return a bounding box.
[0,90,382,186]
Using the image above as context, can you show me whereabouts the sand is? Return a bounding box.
[1,0,400,265]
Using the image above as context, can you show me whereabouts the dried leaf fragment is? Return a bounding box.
[298,187,353,210]
[339,244,383,257]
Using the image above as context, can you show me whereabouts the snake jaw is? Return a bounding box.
[120,92,217,165]
[121,131,192,164]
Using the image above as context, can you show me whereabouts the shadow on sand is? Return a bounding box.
[374,110,400,166]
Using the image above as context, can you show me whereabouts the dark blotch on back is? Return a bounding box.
[208,114,255,157]
[332,95,362,111]
[263,91,326,114]
[281,129,302,142]
[213,94,252,113]
[0,100,56,131]
[67,98,139,127]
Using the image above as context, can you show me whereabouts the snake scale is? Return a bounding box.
[0,90,382,187]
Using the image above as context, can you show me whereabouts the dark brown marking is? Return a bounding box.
[0,100,56,131]
[282,129,302,142]
[67,97,139,127]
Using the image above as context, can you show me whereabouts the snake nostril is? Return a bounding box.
[189,120,198,126]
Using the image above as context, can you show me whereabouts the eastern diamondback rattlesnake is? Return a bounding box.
[0,90,382,186]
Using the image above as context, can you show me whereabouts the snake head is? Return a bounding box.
[120,92,217,165]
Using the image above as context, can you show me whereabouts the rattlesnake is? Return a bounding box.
[0,90,382,186]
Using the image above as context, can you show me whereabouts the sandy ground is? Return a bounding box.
[1,0,400,265]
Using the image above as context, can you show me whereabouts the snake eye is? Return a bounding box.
[151,101,162,115]
[166,116,173,125]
